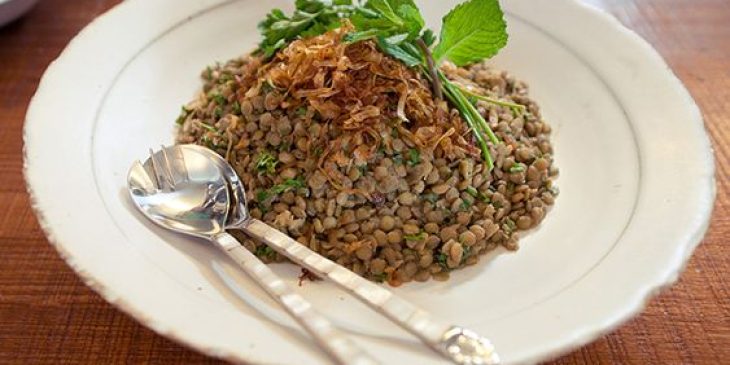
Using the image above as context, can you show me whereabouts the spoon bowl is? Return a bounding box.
[127,145,229,238]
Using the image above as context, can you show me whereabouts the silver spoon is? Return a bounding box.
[127,145,378,365]
[196,145,500,365]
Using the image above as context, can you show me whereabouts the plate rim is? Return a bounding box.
[23,0,716,364]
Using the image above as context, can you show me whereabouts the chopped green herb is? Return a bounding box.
[313,146,324,157]
[404,231,426,241]
[200,135,221,149]
[295,106,307,116]
[504,218,516,232]
[509,163,526,173]
[218,72,233,84]
[279,141,291,152]
[436,253,450,271]
[465,186,490,203]
[357,164,368,175]
[372,272,388,283]
[392,153,403,165]
[261,79,276,93]
[460,198,473,211]
[211,94,226,106]
[213,106,224,119]
[205,66,213,80]
[460,244,472,264]
[421,193,438,204]
[232,101,241,115]
[465,186,478,197]
[255,178,306,203]
[255,151,279,175]
[175,106,189,125]
[193,120,218,133]
[492,200,502,209]
[255,245,276,259]
[406,148,420,166]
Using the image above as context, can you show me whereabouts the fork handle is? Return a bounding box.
[240,219,500,365]
[213,232,379,365]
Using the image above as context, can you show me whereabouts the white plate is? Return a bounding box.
[24,0,715,364]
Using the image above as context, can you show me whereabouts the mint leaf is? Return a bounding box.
[432,0,508,66]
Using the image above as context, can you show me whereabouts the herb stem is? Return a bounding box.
[459,86,527,114]
[416,38,442,100]
[440,75,494,170]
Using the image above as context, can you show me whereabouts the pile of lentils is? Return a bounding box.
[176,31,558,286]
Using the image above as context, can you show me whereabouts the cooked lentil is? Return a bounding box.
[177,25,558,285]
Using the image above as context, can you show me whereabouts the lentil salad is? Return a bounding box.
[176,23,557,285]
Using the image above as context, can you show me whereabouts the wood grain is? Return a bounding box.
[0,0,727,364]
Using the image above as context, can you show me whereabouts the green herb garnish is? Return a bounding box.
[258,0,358,58]
[175,106,189,125]
[372,272,388,283]
[255,178,306,203]
[348,0,508,170]
[509,163,525,173]
[421,193,438,204]
[404,231,426,241]
[504,218,516,232]
[232,101,242,115]
[194,120,218,133]
[256,0,509,170]
[211,94,226,106]
[460,244,472,264]
[406,148,420,166]
[255,245,276,259]
[213,106,224,119]
[218,72,233,84]
[465,186,490,203]
[431,0,507,66]
[392,153,403,165]
[255,151,279,175]
[436,253,450,271]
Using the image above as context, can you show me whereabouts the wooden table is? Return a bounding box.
[1,0,727,363]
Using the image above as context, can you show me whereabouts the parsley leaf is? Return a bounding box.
[258,0,357,58]
[255,178,306,203]
[432,0,508,66]
[350,0,424,41]
[406,148,420,166]
[404,231,426,241]
[255,151,279,176]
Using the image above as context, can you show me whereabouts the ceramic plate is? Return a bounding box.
[24,0,715,364]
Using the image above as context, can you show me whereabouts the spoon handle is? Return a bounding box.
[241,219,500,365]
[213,232,380,365]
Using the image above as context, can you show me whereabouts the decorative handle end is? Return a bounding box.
[440,327,500,365]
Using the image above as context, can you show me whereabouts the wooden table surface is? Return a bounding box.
[1,0,728,364]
